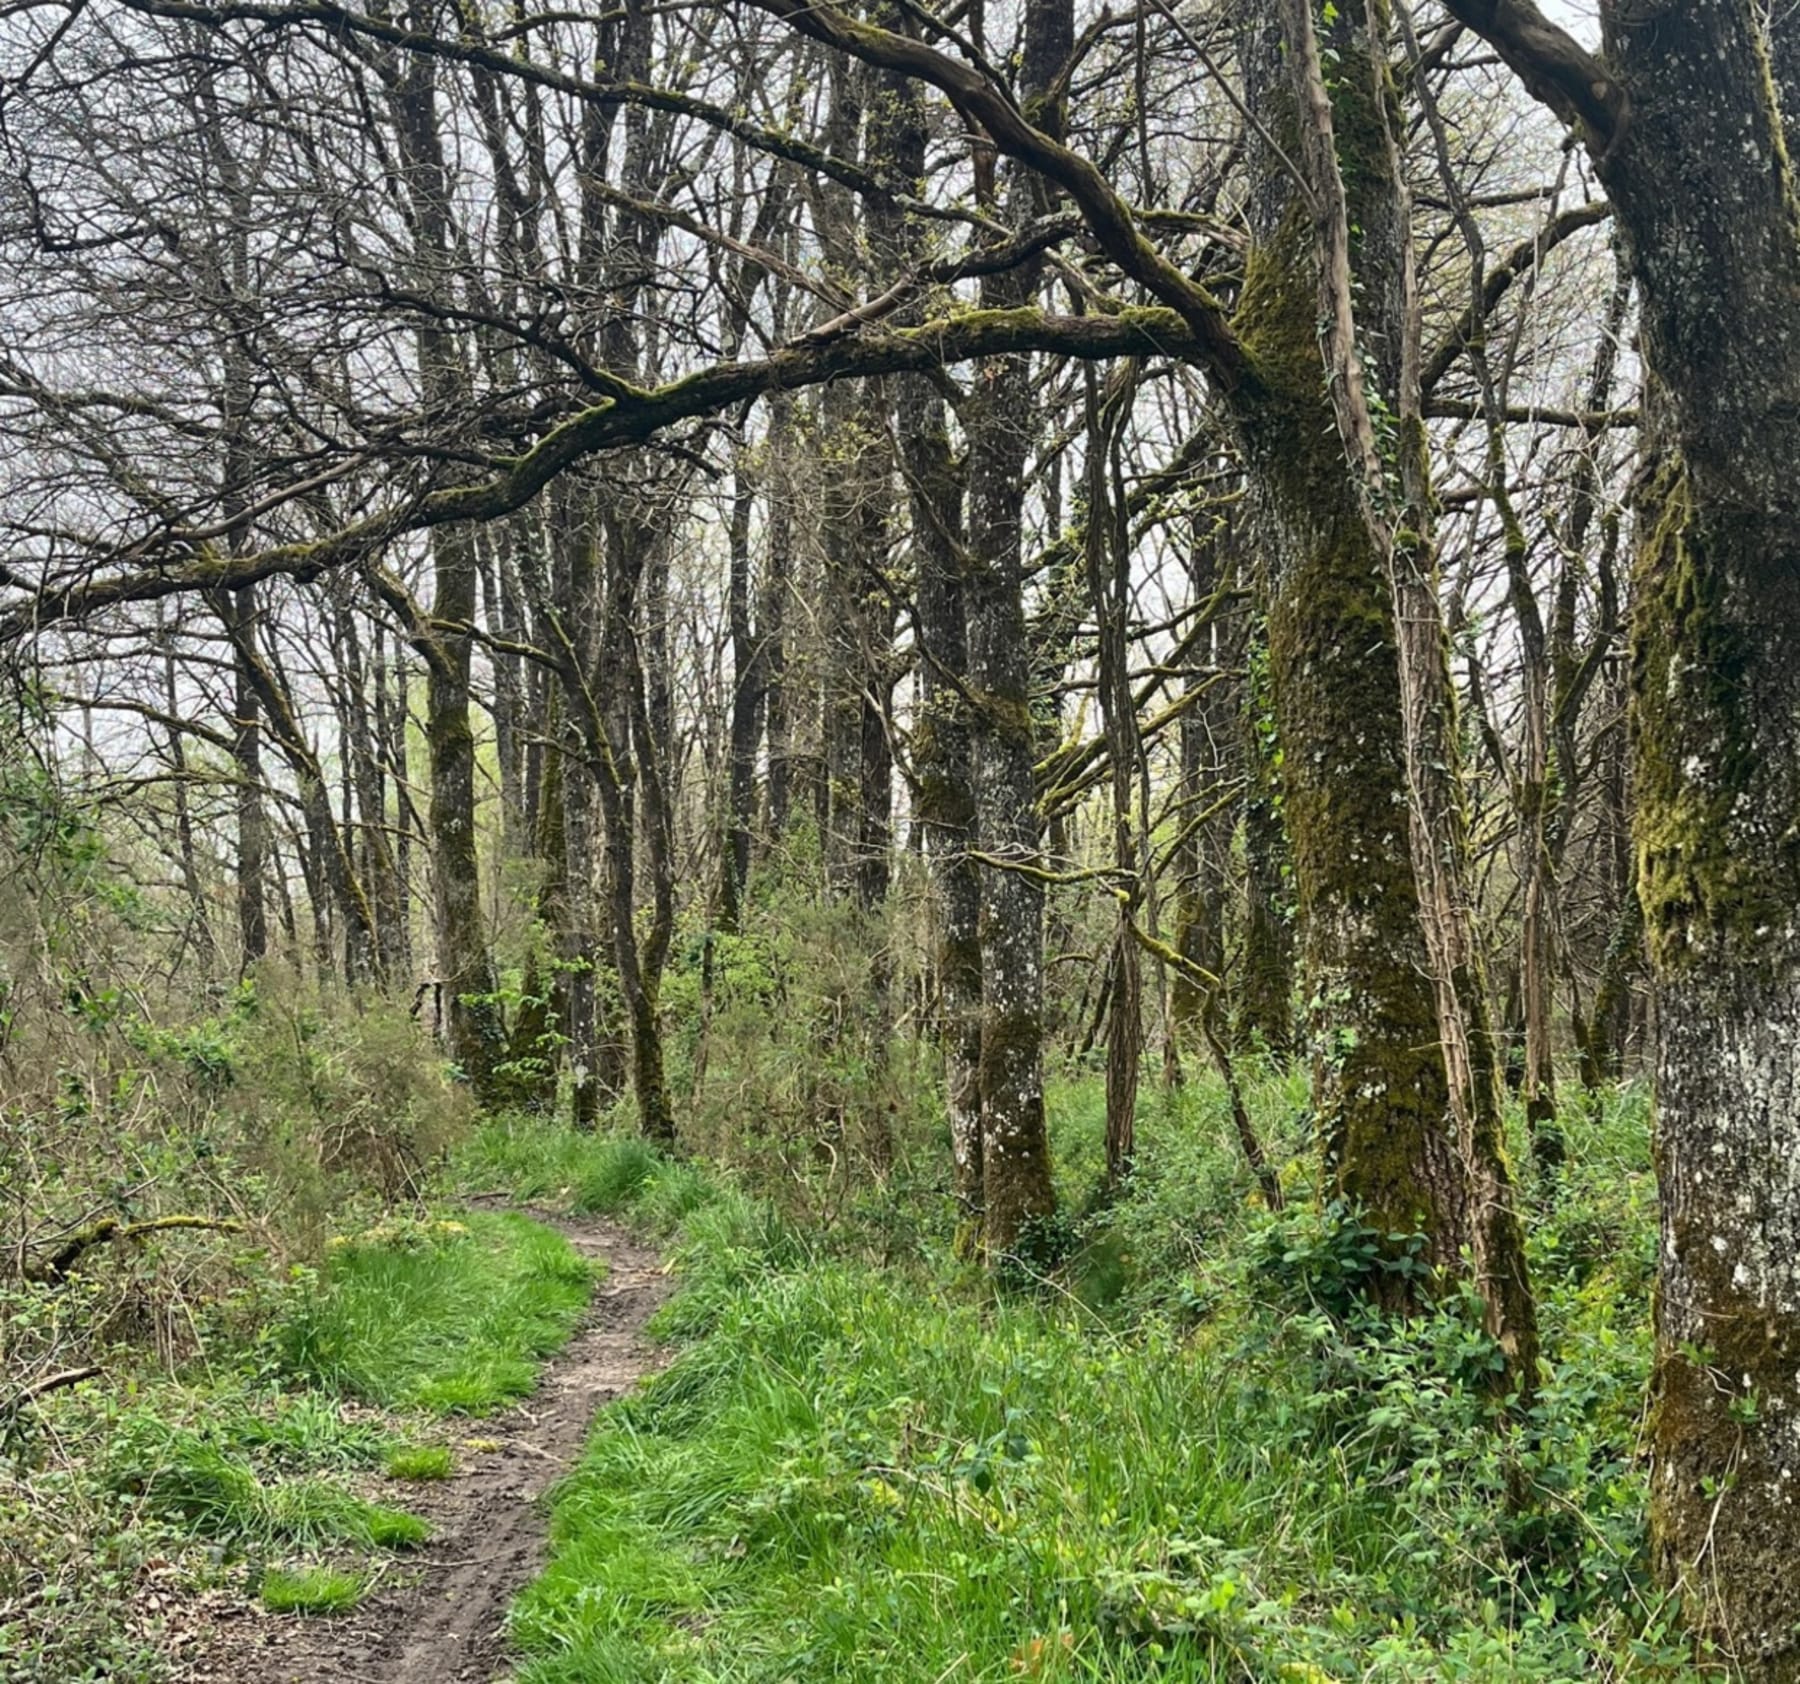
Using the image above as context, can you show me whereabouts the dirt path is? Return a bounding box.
[183,1213,669,1684]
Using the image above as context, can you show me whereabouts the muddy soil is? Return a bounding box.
[177,1214,668,1684]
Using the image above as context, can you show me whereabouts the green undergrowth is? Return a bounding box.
[5,1206,595,1679]
[275,1209,596,1413]
[498,1079,1694,1683]
[103,1389,426,1551]
[459,1119,712,1228]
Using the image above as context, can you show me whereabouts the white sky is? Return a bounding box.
[1540,0,1602,48]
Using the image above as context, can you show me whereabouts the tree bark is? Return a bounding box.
[1440,0,1800,1664]
[1236,0,1464,1287]
[959,0,1070,1260]
[387,3,506,1092]
[1084,365,1143,1189]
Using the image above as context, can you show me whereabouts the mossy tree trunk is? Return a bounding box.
[569,0,676,1146]
[1442,0,1800,1667]
[541,490,612,1128]
[717,181,787,930]
[335,605,407,983]
[385,7,506,1094]
[221,585,270,970]
[1084,365,1144,1188]
[721,454,759,934]
[1637,451,1800,1683]
[1236,2,1465,1287]
[870,35,985,1238]
[761,391,796,854]
[898,373,984,1236]
[420,527,505,1096]
[1616,35,1800,1662]
[1236,618,1295,1060]
[596,498,679,1147]
[960,0,1071,1259]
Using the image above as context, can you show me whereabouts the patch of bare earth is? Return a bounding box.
[174,1214,669,1684]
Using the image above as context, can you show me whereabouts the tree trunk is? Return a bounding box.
[761,393,796,854]
[1439,0,1800,1665]
[387,8,506,1094]
[870,25,984,1235]
[220,587,269,970]
[1236,4,1463,1284]
[336,603,405,981]
[959,0,1069,1260]
[721,452,760,930]
[1084,365,1143,1189]
[159,620,217,974]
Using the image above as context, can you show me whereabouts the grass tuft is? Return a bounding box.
[385,1444,455,1481]
[572,1136,659,1213]
[259,1564,365,1614]
[109,1417,429,1552]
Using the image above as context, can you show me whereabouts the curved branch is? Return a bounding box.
[1436,0,1627,145]
[1420,202,1611,397]
[0,307,1207,639]
[746,0,1251,389]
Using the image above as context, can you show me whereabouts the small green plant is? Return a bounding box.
[259,1564,365,1614]
[1251,1197,1434,1318]
[386,1444,455,1481]
[363,1506,431,1548]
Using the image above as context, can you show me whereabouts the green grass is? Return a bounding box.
[386,1444,455,1481]
[458,1121,651,1210]
[275,1210,596,1413]
[507,1080,1694,1684]
[108,1413,428,1552]
[259,1564,366,1614]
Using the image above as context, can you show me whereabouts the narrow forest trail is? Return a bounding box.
[184,1214,670,1684]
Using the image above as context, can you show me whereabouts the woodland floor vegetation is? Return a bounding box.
[0,807,1705,1682]
[493,1086,1686,1684]
[4,981,1684,1683]
[2,1104,594,1679]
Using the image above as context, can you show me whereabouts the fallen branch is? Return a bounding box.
[1,1365,102,1416]
[25,1215,244,1286]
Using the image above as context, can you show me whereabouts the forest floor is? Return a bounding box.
[176,1211,669,1684]
[10,1093,1695,1682]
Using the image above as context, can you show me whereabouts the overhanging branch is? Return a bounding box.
[0,307,1207,640]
